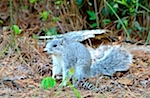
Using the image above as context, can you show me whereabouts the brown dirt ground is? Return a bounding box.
[0,39,150,98]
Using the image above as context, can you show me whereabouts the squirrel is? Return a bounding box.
[44,38,91,86]
[44,38,133,87]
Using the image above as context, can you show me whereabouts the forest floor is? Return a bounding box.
[0,38,150,98]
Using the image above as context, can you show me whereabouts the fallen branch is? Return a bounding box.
[39,29,110,42]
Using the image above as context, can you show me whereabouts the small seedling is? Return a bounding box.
[40,11,49,21]
[54,0,63,9]
[46,28,57,36]
[12,25,22,34]
[52,16,60,22]
[41,77,56,89]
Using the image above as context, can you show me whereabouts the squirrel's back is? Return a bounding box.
[63,42,91,66]
[62,42,91,80]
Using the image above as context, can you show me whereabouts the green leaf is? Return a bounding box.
[117,22,121,29]
[12,25,22,34]
[87,11,96,20]
[40,11,49,21]
[145,31,150,45]
[102,19,111,26]
[70,85,81,98]
[116,0,124,5]
[122,9,127,16]
[116,0,128,6]
[133,21,142,31]
[46,28,57,36]
[76,0,83,6]
[41,77,56,89]
[131,0,136,3]
[29,0,37,3]
[123,20,128,27]
[91,23,97,28]
[54,0,63,5]
[0,20,3,24]
[52,16,60,22]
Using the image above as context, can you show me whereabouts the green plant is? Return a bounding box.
[29,0,37,3]
[145,31,150,45]
[54,0,63,9]
[104,0,131,40]
[114,17,128,29]
[45,27,57,36]
[70,85,81,98]
[102,19,111,26]
[56,68,81,97]
[132,21,146,32]
[87,10,97,28]
[52,16,60,22]
[9,0,27,65]
[41,68,81,97]
[69,68,81,98]
[12,25,22,34]
[76,0,83,6]
[41,77,56,89]
[0,20,4,24]
[116,0,138,15]
[0,45,9,57]
[39,11,49,21]
[101,1,119,17]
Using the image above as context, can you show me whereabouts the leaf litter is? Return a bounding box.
[0,33,150,98]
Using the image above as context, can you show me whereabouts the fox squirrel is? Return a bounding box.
[44,38,133,87]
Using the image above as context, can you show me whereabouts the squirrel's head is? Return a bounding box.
[44,39,64,55]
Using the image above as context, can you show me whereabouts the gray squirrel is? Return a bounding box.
[44,38,91,86]
[44,38,133,87]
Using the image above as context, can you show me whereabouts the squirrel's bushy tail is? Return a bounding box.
[90,45,133,76]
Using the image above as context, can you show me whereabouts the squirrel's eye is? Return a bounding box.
[53,45,57,47]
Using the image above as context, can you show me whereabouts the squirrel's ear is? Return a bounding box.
[59,38,65,45]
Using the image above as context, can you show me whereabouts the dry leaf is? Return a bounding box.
[117,77,133,85]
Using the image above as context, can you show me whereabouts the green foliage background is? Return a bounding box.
[0,0,149,43]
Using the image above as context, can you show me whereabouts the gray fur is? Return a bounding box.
[44,38,91,86]
[44,38,133,86]
[90,46,133,76]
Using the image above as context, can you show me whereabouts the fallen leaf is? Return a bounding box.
[117,77,133,85]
